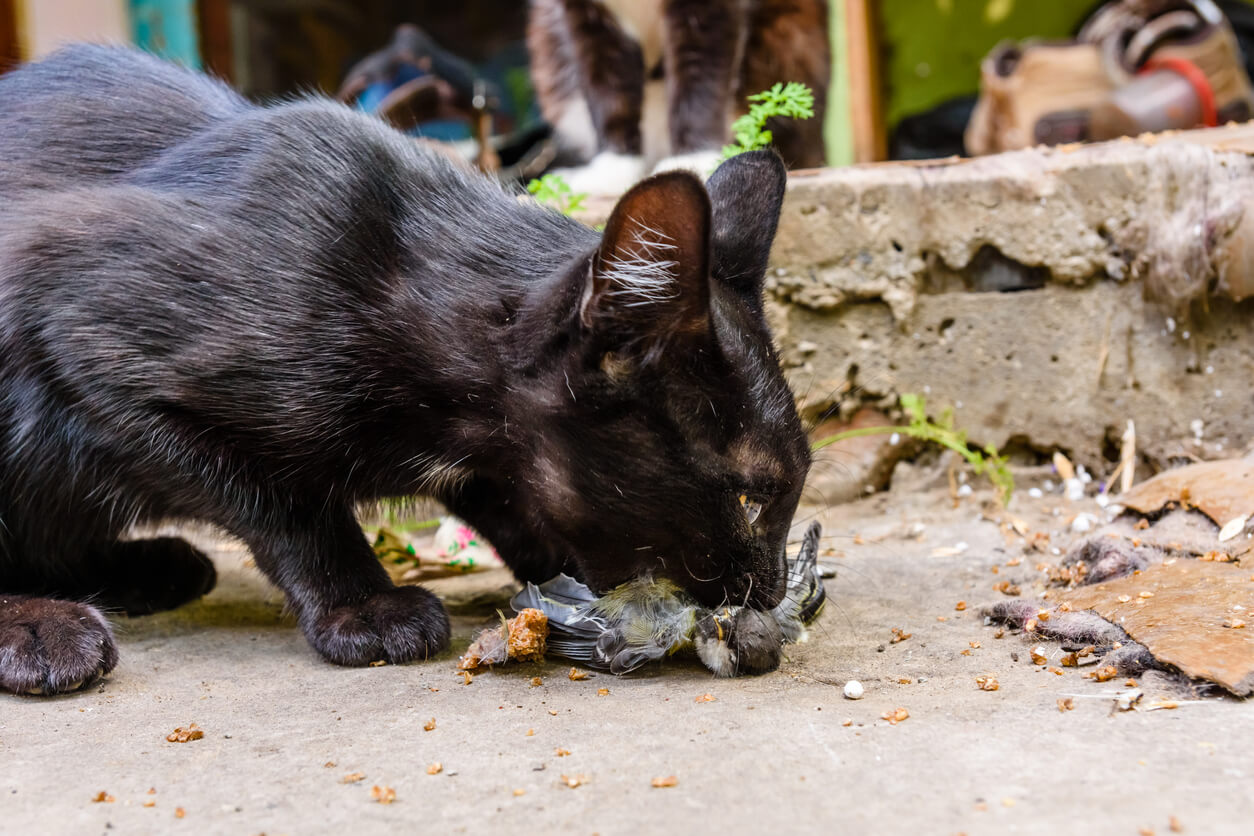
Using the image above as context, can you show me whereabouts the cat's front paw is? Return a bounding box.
[0,596,119,695]
[651,150,722,180]
[551,151,648,195]
[306,585,451,666]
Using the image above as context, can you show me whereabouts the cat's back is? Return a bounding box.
[0,44,250,195]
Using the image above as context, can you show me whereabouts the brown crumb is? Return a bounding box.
[560,774,588,788]
[1078,645,1096,658]
[142,801,156,808]
[1134,518,1149,530]
[936,616,947,622]
[1030,646,1048,665]
[993,580,1021,596]
[954,601,967,611]
[890,628,912,644]
[1125,679,1138,687]
[423,718,436,732]
[842,719,853,727]
[1005,557,1022,567]
[166,724,204,743]
[568,667,590,681]
[1058,601,1073,612]
[460,671,473,685]
[1049,667,1064,676]
[651,775,679,788]
[1037,609,1051,622]
[898,677,912,684]
[147,788,157,795]
[969,641,981,649]
[975,676,999,692]
[881,707,910,725]
[174,807,185,819]
[1024,618,1038,633]
[526,728,535,736]
[1169,815,1183,832]
[694,693,717,703]
[597,688,610,696]
[372,786,397,804]
[426,763,442,775]
[1139,828,1154,836]
[1060,653,1078,667]
[323,762,336,768]
[513,788,526,797]
[993,627,1005,639]
[1223,618,1246,629]
[341,773,366,784]
[555,748,571,757]
[369,660,387,667]
[91,791,115,804]
[1093,665,1118,682]
[548,710,558,716]
[1057,698,1075,712]
[530,677,543,687]
[960,649,972,656]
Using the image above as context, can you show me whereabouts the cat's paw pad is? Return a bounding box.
[0,597,119,695]
[551,151,648,195]
[308,586,451,666]
[102,537,217,616]
[651,150,722,180]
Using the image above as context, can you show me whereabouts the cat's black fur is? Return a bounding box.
[0,45,809,695]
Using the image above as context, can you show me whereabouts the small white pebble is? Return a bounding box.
[1071,513,1097,533]
[1065,478,1085,501]
[1166,316,1176,333]
[957,484,973,497]
[889,432,900,446]
[843,680,865,700]
[1028,488,1043,499]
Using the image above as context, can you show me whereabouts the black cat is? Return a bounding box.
[0,46,809,695]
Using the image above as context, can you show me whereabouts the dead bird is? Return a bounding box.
[512,522,826,677]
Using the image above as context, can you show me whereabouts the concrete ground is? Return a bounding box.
[2,477,1251,835]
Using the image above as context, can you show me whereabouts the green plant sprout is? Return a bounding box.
[526,173,587,216]
[811,393,1015,505]
[723,81,815,160]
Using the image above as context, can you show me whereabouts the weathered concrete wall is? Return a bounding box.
[766,126,1254,474]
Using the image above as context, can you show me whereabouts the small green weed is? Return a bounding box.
[526,173,587,216]
[722,81,815,160]
[811,393,1014,505]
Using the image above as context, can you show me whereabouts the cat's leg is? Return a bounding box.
[0,594,119,695]
[235,503,450,666]
[546,0,648,194]
[652,0,747,178]
[84,537,217,616]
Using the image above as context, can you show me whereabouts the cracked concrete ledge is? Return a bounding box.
[769,126,1254,475]
[577,126,1254,476]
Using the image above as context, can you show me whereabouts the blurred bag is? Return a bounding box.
[967,0,1254,154]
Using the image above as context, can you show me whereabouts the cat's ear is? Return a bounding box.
[704,150,787,308]
[581,171,712,345]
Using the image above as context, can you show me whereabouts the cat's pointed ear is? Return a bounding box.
[705,150,787,308]
[581,171,712,343]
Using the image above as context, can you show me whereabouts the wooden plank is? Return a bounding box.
[844,0,886,162]
[0,0,19,74]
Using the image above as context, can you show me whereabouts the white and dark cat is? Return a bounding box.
[529,0,830,193]
[0,45,810,695]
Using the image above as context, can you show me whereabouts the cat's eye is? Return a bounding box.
[739,494,763,525]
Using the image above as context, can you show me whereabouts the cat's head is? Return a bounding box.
[519,151,809,610]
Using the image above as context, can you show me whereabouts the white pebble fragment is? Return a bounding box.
[843,680,865,700]
[1071,513,1098,533]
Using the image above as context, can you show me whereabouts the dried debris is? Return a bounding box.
[881,708,910,725]
[371,785,397,804]
[975,676,999,691]
[166,724,204,743]
[651,776,679,788]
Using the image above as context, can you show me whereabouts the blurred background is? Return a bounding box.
[4,0,1254,169]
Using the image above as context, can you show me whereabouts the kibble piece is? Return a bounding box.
[1093,665,1118,682]
[530,677,543,687]
[568,667,589,681]
[694,693,717,703]
[1030,646,1048,665]
[423,718,436,732]
[881,707,910,724]
[651,775,679,788]
[341,772,366,784]
[166,724,204,743]
[955,601,967,611]
[596,688,610,696]
[426,763,443,775]
[975,676,999,691]
[560,774,588,788]
[371,786,397,804]
[1057,698,1075,712]
[91,791,115,804]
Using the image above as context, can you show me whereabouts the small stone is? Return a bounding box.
[843,680,865,700]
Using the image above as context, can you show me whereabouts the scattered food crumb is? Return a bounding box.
[372,786,397,804]
[975,676,999,691]
[166,724,204,743]
[555,748,571,757]
[423,718,436,732]
[369,660,387,667]
[174,807,186,819]
[91,791,115,804]
[560,774,588,788]
[526,728,535,737]
[842,718,853,727]
[1118,595,1132,604]
[460,671,473,685]
[695,693,717,703]
[881,707,910,725]
[142,801,156,809]
[1169,815,1183,832]
[426,763,442,775]
[1223,618,1246,629]
[1050,667,1064,676]
[513,788,526,797]
[568,668,590,681]
[1093,666,1118,682]
[597,688,610,696]
[955,601,967,611]
[969,641,981,649]
[341,773,366,784]
[548,710,558,716]
[530,677,543,687]
[1057,698,1075,712]
[651,775,679,788]
[843,681,864,700]
[1030,647,1048,666]
[890,628,912,644]
[1139,591,1154,599]
[323,762,335,768]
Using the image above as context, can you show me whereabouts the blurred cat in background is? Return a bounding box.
[528,0,830,193]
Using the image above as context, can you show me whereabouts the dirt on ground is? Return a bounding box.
[1,471,1250,835]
